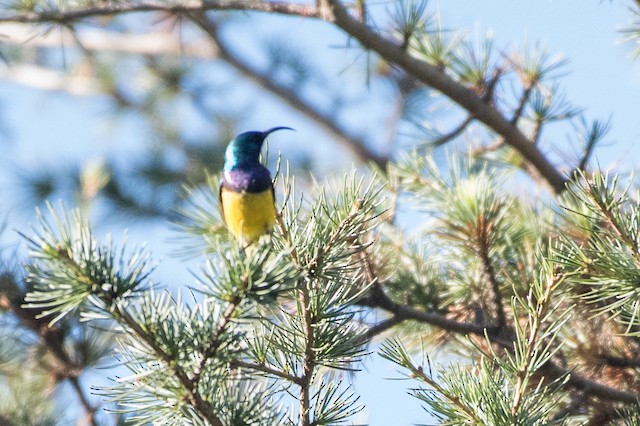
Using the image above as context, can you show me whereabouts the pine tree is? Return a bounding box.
[1,1,640,425]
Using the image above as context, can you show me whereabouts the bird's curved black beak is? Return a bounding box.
[262,126,294,139]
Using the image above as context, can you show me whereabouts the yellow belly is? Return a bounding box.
[221,188,276,244]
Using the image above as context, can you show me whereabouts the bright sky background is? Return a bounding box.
[1,1,640,425]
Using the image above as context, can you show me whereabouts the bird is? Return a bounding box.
[220,127,292,245]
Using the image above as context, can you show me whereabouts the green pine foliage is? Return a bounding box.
[9,155,640,424]
[12,172,381,425]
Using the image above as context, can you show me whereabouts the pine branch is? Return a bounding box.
[418,355,482,422]
[21,206,229,425]
[359,283,493,336]
[110,303,225,426]
[362,283,640,406]
[510,266,566,420]
[321,0,568,193]
[272,174,375,424]
[380,340,484,424]
[274,209,325,424]
[571,118,612,174]
[359,223,640,409]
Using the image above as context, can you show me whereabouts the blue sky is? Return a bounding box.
[1,1,640,425]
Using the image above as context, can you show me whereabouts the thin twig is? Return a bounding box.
[433,69,501,148]
[531,118,543,145]
[191,299,240,390]
[510,84,534,126]
[593,192,639,256]
[476,218,507,328]
[363,315,403,340]
[299,278,314,426]
[230,359,302,384]
[471,138,504,156]
[68,376,97,424]
[402,354,483,423]
[431,115,474,147]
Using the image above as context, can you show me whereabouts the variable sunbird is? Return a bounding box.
[220,127,292,245]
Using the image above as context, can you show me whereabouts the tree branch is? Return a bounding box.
[361,283,640,406]
[0,64,99,95]
[0,0,319,24]
[0,23,215,57]
[359,283,493,336]
[430,115,474,147]
[539,361,640,404]
[597,353,640,368]
[0,3,389,169]
[321,0,568,193]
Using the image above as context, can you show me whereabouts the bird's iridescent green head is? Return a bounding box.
[223,127,293,171]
